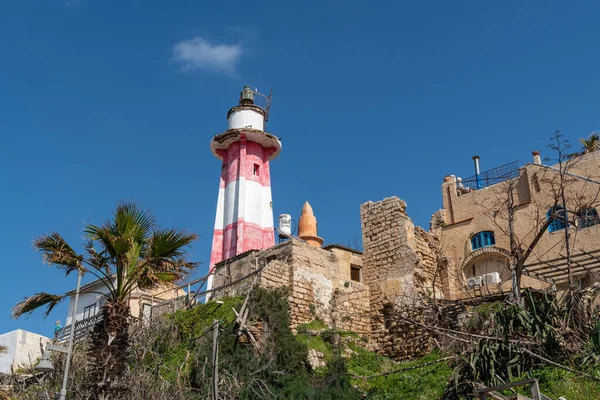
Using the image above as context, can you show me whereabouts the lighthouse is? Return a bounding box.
[207,86,282,290]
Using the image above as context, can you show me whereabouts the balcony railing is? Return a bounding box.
[55,314,102,344]
[460,160,521,192]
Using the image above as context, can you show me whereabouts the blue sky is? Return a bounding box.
[1,0,599,336]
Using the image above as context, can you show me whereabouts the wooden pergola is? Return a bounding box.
[524,249,600,285]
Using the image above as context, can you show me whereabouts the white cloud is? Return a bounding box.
[172,37,242,74]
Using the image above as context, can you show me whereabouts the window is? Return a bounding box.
[350,265,362,282]
[253,163,260,176]
[547,205,568,233]
[470,231,495,250]
[142,303,152,321]
[83,303,97,319]
[577,207,600,229]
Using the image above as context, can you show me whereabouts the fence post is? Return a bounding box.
[212,319,220,400]
[188,283,192,307]
[530,380,541,400]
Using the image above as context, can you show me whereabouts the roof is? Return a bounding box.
[323,244,363,255]
[213,249,260,268]
[65,275,115,296]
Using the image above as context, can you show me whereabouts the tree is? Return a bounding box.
[12,202,198,399]
[579,132,600,154]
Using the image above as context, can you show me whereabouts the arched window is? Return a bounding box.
[471,231,495,250]
[547,205,568,233]
[577,207,600,229]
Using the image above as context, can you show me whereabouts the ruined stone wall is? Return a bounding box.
[212,239,371,337]
[360,196,442,359]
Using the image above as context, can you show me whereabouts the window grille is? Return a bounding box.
[577,207,600,229]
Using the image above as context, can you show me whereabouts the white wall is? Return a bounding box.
[65,284,111,325]
[0,330,17,374]
[228,108,264,131]
[0,330,50,374]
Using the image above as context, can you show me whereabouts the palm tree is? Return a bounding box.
[12,202,198,398]
[580,132,600,154]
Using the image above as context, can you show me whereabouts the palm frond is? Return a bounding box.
[148,229,198,260]
[84,241,112,275]
[0,345,7,354]
[135,271,181,291]
[112,201,155,241]
[34,232,81,276]
[580,132,600,153]
[85,225,119,258]
[123,259,198,295]
[12,292,65,319]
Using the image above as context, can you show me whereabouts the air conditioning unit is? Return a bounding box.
[467,276,483,288]
[483,272,501,284]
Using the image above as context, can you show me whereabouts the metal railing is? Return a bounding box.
[460,160,521,191]
[55,314,103,344]
[148,294,194,319]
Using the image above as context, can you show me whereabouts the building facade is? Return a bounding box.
[58,277,185,343]
[0,330,50,374]
[438,150,600,299]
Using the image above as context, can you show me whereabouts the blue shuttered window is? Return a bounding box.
[471,231,495,250]
[547,205,567,233]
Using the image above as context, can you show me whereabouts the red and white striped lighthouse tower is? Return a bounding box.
[207,86,281,290]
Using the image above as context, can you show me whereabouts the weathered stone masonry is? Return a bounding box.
[360,196,443,359]
[212,239,371,336]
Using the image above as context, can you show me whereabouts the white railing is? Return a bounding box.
[55,314,103,344]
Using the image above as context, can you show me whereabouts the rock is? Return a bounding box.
[307,349,326,369]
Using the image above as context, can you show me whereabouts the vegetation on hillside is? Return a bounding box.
[11,202,198,399]
[6,285,600,399]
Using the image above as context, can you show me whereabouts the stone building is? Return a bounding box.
[438,150,600,299]
[211,142,600,360]
[212,202,371,335]
[212,198,443,358]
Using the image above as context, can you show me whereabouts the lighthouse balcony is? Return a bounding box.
[210,128,282,161]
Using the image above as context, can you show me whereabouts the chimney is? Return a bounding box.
[298,201,324,248]
[472,155,481,189]
[532,151,542,165]
[472,155,481,174]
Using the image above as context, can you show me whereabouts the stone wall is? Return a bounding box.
[360,196,443,359]
[212,239,371,337]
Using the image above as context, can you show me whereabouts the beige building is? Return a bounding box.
[439,150,600,299]
[59,276,186,342]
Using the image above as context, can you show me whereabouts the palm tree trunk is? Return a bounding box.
[87,299,131,399]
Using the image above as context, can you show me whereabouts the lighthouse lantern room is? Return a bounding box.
[208,86,282,290]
